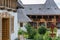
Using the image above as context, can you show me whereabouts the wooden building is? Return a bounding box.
[18,0,60,29]
[0,0,24,40]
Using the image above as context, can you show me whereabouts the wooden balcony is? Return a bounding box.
[52,19,56,22]
[0,0,17,12]
[40,19,45,22]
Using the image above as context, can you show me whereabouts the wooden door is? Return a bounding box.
[2,18,10,40]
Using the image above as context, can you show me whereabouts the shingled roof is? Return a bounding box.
[44,0,58,9]
[17,9,31,22]
[17,0,24,8]
[22,0,60,15]
[17,0,60,22]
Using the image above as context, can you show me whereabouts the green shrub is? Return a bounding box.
[24,23,58,40]
[28,28,36,39]
[57,36,60,40]
[48,37,52,40]
[34,33,43,40]
[44,35,52,40]
[18,29,24,35]
[18,28,27,35]
[24,34,28,38]
[43,31,51,40]
[38,26,47,35]
[25,23,37,39]
[54,27,57,32]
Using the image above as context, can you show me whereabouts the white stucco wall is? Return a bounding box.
[0,10,19,40]
[18,22,27,32]
[21,23,27,31]
[8,11,19,40]
[57,29,60,36]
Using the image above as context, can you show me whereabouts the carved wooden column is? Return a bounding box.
[54,16,56,25]
[4,0,6,9]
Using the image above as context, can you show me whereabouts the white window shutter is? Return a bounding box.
[10,16,14,33]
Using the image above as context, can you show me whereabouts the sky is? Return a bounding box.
[21,0,60,8]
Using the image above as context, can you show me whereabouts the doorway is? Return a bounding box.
[2,18,10,40]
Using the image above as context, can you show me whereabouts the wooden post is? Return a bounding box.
[1,0,3,6]
[4,0,6,9]
[2,0,4,6]
[8,0,9,8]
[54,16,56,19]
[0,15,2,40]
[42,16,43,19]
[37,22,38,29]
[10,0,11,8]
[54,16,56,25]
[36,15,37,19]
[48,16,49,19]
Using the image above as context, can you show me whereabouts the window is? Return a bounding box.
[43,16,48,19]
[55,8,57,9]
[47,8,50,9]
[33,22,37,27]
[47,22,53,28]
[29,22,37,28]
[56,22,60,29]
[29,22,33,26]
[39,8,41,10]
[6,0,8,7]
[29,8,32,10]
[56,16,60,21]
[32,15,36,19]
[49,16,54,19]
[45,16,54,21]
[4,0,5,6]
[20,23,23,27]
[37,16,42,19]
[10,0,17,9]
[39,22,45,26]
[56,16,60,19]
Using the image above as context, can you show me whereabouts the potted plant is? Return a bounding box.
[18,29,25,40]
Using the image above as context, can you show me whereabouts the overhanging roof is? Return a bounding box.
[17,9,31,22]
[17,0,24,8]
[22,0,60,15]
[22,8,60,15]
